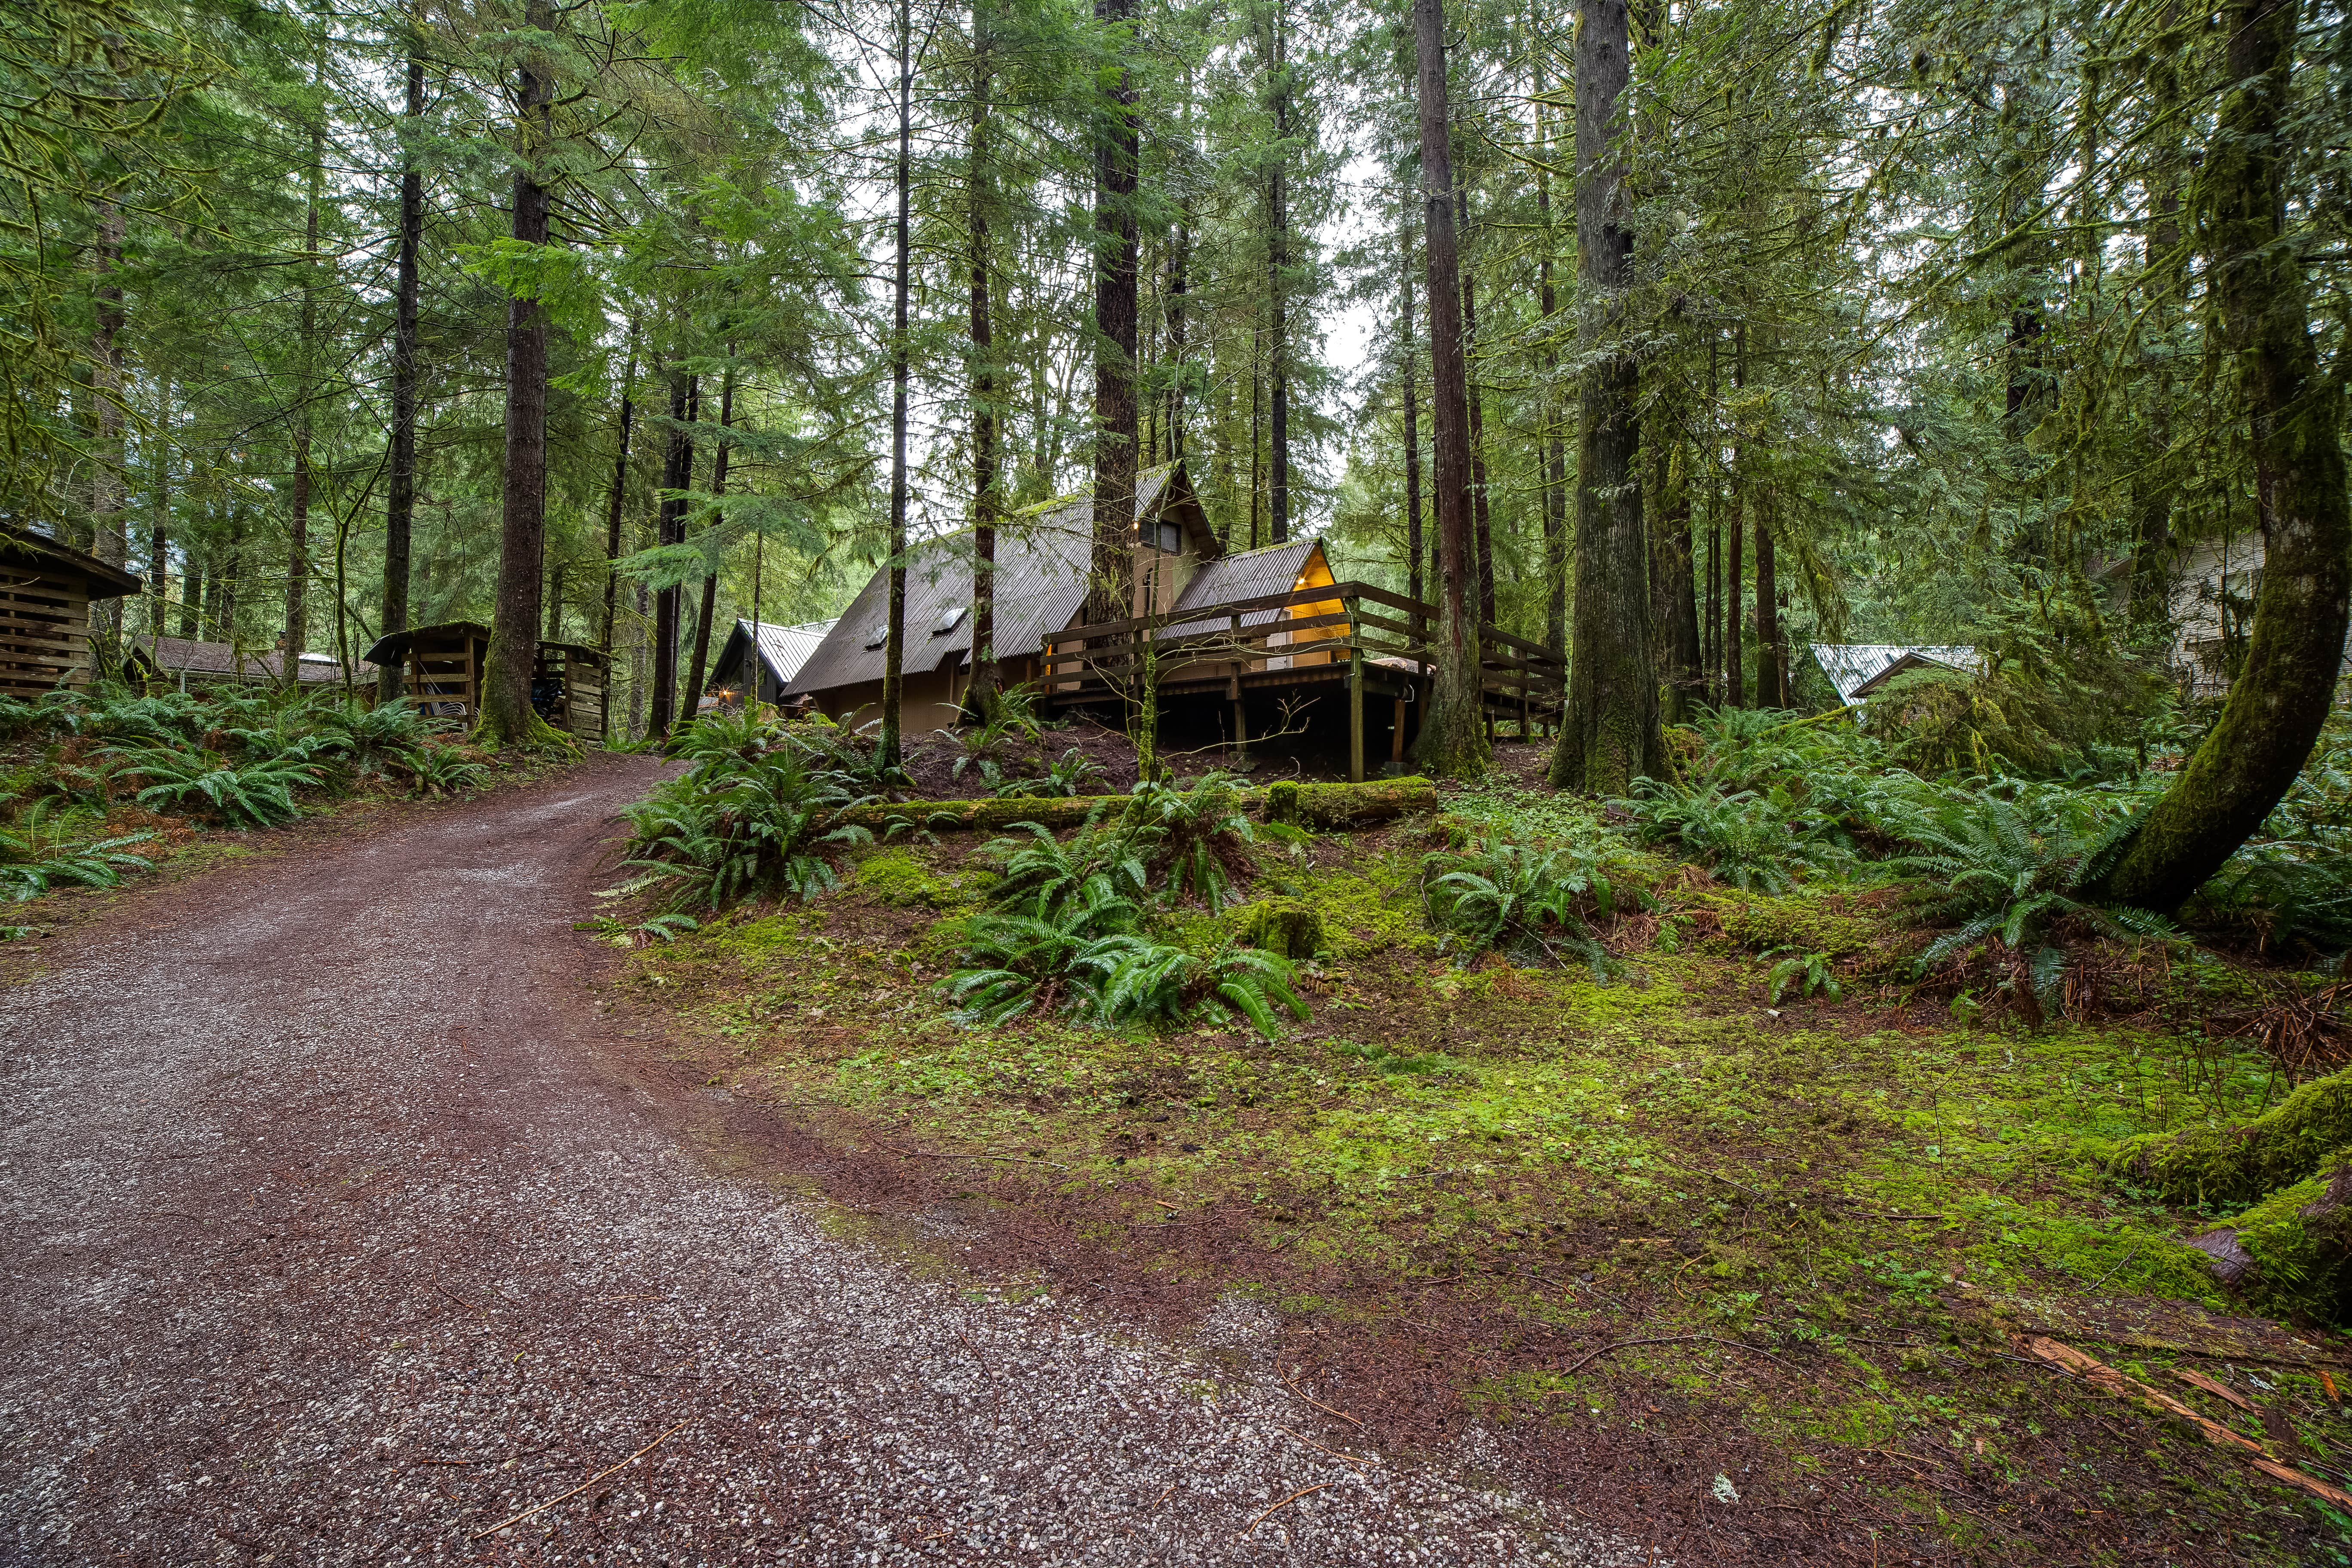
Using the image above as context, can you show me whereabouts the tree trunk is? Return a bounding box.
[967,9,1000,716]
[2127,4,2185,637]
[284,105,324,687]
[89,197,127,660]
[148,377,169,640]
[1409,0,1486,778]
[1266,0,1289,545]
[1752,495,1781,707]
[648,370,697,740]
[682,367,735,724]
[382,29,425,703]
[1652,429,1699,720]
[481,0,556,744]
[1458,189,1495,628]
[1549,0,1658,793]
[1722,329,1745,707]
[1399,208,1424,611]
[2089,0,2351,913]
[1087,0,1139,629]
[1533,74,1565,660]
[598,325,638,663]
[881,0,914,769]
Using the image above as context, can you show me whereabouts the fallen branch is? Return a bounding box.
[2020,1335,2352,1509]
[1243,1482,1332,1534]
[2170,1366,2259,1415]
[469,1418,690,1540]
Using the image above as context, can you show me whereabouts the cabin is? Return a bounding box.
[706,618,838,708]
[1810,644,1983,707]
[0,527,141,698]
[786,462,1225,735]
[361,622,608,740]
[128,637,376,692]
[786,461,1565,778]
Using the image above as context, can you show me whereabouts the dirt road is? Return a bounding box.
[1,757,1642,1565]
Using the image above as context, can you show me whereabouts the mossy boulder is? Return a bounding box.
[2108,1065,2352,1207]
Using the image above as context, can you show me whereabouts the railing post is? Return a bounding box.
[1348,642,1365,784]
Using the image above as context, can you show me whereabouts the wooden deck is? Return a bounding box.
[1037,580,1565,781]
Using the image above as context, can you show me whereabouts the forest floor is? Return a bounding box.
[0,752,1646,1567]
[600,739,2352,1568]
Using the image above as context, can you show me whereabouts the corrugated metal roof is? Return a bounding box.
[1810,643,1981,706]
[1160,541,1321,641]
[740,619,835,685]
[787,462,1206,698]
[143,636,374,683]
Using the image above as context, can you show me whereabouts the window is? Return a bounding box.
[932,603,968,636]
[1158,521,1182,554]
[862,622,888,649]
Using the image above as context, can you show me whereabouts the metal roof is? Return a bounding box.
[787,462,1209,698]
[141,637,375,683]
[1810,643,1981,706]
[716,618,837,688]
[1161,541,1323,641]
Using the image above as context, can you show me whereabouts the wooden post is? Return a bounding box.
[1348,646,1365,782]
[1391,694,1407,763]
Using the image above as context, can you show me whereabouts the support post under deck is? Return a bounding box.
[1348,647,1365,783]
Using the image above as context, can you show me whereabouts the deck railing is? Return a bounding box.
[1038,579,1563,780]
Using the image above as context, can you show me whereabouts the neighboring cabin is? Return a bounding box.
[362,622,608,740]
[705,618,838,708]
[128,637,376,691]
[1810,644,1983,707]
[0,527,141,699]
[788,461,1307,733]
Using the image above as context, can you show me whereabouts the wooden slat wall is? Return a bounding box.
[0,568,92,697]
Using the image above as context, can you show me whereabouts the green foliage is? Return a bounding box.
[617,710,876,909]
[1891,791,2175,1006]
[0,799,153,900]
[1123,772,1256,908]
[1620,776,1847,893]
[1420,839,1623,973]
[2109,1061,2352,1208]
[108,747,317,828]
[1761,946,1843,1004]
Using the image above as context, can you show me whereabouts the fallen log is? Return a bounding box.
[836,777,1438,835]
[2020,1333,2352,1509]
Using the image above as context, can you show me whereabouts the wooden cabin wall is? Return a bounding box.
[0,567,93,697]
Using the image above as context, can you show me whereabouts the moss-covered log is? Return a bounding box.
[2108,1065,2352,1206]
[839,776,1438,835]
[2191,1156,2352,1325]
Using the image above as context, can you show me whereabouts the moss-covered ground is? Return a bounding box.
[610,797,2352,1566]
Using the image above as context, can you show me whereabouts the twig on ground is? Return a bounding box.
[1147,1482,1176,1509]
[1243,1482,1332,1534]
[432,1279,485,1316]
[1274,1424,1370,1470]
[2082,1243,2140,1292]
[469,1418,690,1540]
[1552,1334,1789,1379]
[1281,1367,1364,1428]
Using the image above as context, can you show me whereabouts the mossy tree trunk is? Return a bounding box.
[1549,0,1660,794]
[1407,0,1487,779]
[480,0,557,746]
[2089,0,2351,913]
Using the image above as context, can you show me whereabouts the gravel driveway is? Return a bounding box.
[1,756,1646,1566]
